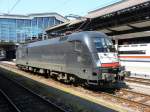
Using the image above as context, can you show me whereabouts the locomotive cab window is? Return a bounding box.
[94,37,116,52]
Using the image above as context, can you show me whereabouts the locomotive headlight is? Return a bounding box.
[101,73,108,80]
[96,60,101,67]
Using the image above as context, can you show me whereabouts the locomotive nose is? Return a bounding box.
[97,53,120,68]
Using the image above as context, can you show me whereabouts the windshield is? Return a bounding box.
[93,37,116,52]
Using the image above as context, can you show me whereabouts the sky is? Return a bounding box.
[0,0,122,16]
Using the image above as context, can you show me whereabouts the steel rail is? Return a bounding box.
[125,77,150,86]
[100,91,150,109]
[126,77,150,82]
[0,89,21,112]
[0,74,70,112]
[119,89,150,98]
[1,62,150,111]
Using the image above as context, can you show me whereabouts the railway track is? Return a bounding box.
[0,89,21,112]
[115,89,150,107]
[0,74,69,112]
[98,90,150,112]
[74,86,150,111]
[125,77,150,86]
[1,62,150,111]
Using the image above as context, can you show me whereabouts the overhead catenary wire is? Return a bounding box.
[7,0,21,14]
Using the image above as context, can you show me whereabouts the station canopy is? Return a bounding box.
[45,0,150,40]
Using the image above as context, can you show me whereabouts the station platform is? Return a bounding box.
[1,61,16,65]
[130,73,150,79]
[121,61,150,79]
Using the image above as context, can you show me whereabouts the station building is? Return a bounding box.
[0,13,67,43]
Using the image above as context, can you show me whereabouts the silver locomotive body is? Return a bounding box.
[16,31,128,86]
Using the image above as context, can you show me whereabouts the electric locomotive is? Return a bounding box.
[16,31,129,86]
